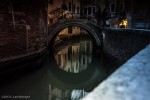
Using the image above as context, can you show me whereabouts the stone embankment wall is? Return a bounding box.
[82,44,150,100]
[103,29,150,64]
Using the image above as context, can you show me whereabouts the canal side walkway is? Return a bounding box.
[82,44,150,100]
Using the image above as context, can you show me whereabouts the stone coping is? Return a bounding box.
[82,44,150,100]
[104,28,150,33]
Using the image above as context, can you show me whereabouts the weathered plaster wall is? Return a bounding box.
[0,0,48,61]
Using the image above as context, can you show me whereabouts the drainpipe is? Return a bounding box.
[9,0,16,32]
[72,0,73,18]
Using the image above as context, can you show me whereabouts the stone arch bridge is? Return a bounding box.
[48,19,103,48]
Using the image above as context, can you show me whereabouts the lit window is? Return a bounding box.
[119,19,127,28]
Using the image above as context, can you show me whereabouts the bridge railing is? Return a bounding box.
[48,8,97,26]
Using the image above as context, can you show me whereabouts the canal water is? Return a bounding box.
[46,26,120,100]
[0,26,120,100]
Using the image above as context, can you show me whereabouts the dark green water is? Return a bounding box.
[0,27,120,100]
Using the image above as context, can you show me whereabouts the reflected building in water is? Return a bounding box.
[57,26,88,40]
[55,38,93,73]
[49,85,88,100]
[49,84,71,100]
[52,26,93,99]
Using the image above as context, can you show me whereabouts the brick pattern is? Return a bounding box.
[0,0,48,60]
[103,29,150,64]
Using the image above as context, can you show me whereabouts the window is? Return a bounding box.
[93,7,96,14]
[110,3,116,13]
[77,7,80,14]
[84,8,87,15]
[69,2,71,11]
[73,4,75,13]
[88,7,91,15]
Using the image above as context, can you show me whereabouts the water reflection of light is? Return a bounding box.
[54,39,93,73]
[71,89,88,100]
[49,84,72,100]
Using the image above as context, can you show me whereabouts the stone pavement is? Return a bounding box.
[82,44,150,100]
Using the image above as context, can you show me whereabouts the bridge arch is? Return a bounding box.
[48,19,102,49]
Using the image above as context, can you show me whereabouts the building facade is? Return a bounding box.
[103,0,127,28]
[80,0,105,26]
[80,0,97,24]
[104,0,150,29]
[64,0,80,18]
[48,0,80,25]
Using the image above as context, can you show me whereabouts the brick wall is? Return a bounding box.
[0,0,48,61]
[103,29,150,64]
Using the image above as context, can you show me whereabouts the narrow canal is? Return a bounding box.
[0,26,120,100]
[46,26,120,99]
